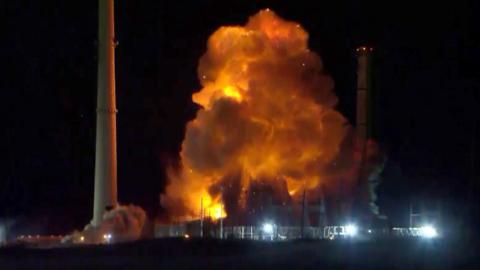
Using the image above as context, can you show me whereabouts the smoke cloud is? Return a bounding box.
[162,9,383,221]
[64,204,147,244]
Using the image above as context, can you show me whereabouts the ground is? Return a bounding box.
[0,237,477,269]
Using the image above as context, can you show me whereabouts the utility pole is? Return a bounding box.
[301,188,306,239]
[409,201,422,227]
[220,188,224,239]
[469,110,478,224]
[220,210,223,239]
[409,202,413,227]
[200,197,204,237]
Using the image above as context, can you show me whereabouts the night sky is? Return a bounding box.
[2,0,479,233]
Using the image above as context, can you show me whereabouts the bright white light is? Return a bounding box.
[345,224,358,236]
[79,236,85,242]
[420,225,438,238]
[103,233,112,242]
[368,229,372,234]
[262,223,274,234]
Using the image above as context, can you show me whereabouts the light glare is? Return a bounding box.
[420,225,438,238]
[263,223,274,234]
[345,224,358,236]
[103,233,112,243]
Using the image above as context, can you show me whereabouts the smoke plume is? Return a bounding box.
[162,9,383,221]
[64,204,147,244]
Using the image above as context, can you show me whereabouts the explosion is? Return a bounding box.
[162,9,371,222]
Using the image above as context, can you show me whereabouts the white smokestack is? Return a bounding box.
[92,0,118,226]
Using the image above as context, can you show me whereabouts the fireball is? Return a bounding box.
[162,9,352,221]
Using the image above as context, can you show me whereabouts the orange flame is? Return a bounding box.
[162,9,353,221]
[222,86,243,102]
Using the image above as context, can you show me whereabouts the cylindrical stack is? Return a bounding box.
[92,0,118,226]
[354,46,374,222]
[355,46,373,141]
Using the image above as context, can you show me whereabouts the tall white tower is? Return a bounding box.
[92,0,118,226]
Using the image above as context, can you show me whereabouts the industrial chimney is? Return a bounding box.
[354,46,387,224]
[354,45,375,221]
[355,46,373,141]
[92,0,118,226]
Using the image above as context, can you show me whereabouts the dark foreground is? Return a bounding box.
[0,237,478,269]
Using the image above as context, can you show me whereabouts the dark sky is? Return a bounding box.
[1,0,479,232]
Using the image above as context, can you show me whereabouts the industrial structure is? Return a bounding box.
[155,220,438,241]
[354,46,388,227]
[66,2,437,242]
[355,46,374,141]
[92,0,118,227]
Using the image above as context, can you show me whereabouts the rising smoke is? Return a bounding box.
[161,9,384,221]
[64,204,147,244]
